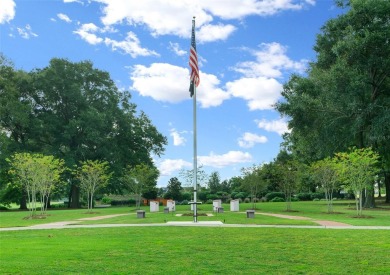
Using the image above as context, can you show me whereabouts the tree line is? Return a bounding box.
[0,57,167,210]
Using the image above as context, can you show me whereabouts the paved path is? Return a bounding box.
[1,212,389,231]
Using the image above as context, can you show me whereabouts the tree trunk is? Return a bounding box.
[69,184,80,208]
[19,193,27,210]
[363,187,375,208]
[385,172,390,203]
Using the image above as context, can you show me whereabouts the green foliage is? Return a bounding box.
[76,160,111,212]
[121,164,159,209]
[270,197,285,202]
[334,147,380,216]
[265,192,285,201]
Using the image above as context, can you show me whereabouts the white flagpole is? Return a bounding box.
[193,83,198,223]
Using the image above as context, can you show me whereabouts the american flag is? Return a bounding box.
[189,18,199,97]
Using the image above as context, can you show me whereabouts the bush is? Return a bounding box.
[265,192,285,201]
[313,198,320,201]
[244,198,251,203]
[205,199,213,204]
[110,199,136,206]
[310,193,325,200]
[270,197,285,202]
[101,197,112,204]
[180,200,189,205]
[296,193,312,201]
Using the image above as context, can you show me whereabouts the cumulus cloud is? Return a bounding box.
[226,76,282,110]
[17,24,38,39]
[170,128,187,146]
[57,13,72,23]
[93,0,313,41]
[73,23,103,45]
[0,0,15,24]
[256,118,291,135]
[168,42,187,56]
[238,132,268,148]
[199,0,314,19]
[130,63,230,108]
[104,31,159,58]
[198,151,253,168]
[233,42,307,78]
[158,159,192,176]
[197,24,236,43]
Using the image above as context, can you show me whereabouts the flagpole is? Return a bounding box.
[193,83,198,223]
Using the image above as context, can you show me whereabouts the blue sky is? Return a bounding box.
[0,0,343,187]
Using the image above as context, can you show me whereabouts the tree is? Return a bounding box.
[76,160,111,212]
[179,164,209,190]
[241,165,266,210]
[164,177,182,201]
[0,57,167,208]
[276,0,390,203]
[122,164,159,209]
[208,171,221,194]
[334,147,379,216]
[7,153,65,216]
[311,157,339,213]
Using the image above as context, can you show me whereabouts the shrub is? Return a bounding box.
[313,198,320,201]
[270,197,285,202]
[110,199,136,206]
[181,200,189,205]
[101,197,112,204]
[244,198,251,203]
[206,194,219,200]
[310,193,325,200]
[205,199,213,204]
[296,193,312,201]
[265,192,285,201]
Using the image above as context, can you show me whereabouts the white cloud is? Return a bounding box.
[197,24,236,43]
[73,23,103,45]
[170,128,187,146]
[0,0,15,24]
[17,24,38,39]
[199,151,253,168]
[168,42,187,56]
[57,13,72,23]
[256,118,290,135]
[64,0,84,4]
[104,31,159,58]
[130,63,230,108]
[238,132,268,148]
[199,0,313,19]
[93,0,313,41]
[158,159,192,176]
[226,76,282,110]
[234,42,307,78]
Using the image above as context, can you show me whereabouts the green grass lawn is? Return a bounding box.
[1,227,389,274]
[1,200,389,228]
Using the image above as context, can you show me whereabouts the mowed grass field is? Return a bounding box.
[1,200,389,227]
[1,227,389,274]
[1,200,389,274]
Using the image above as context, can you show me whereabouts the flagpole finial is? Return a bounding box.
[193,16,196,19]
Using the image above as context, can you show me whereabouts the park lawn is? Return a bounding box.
[1,200,389,227]
[76,211,317,226]
[247,200,390,226]
[0,227,389,274]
